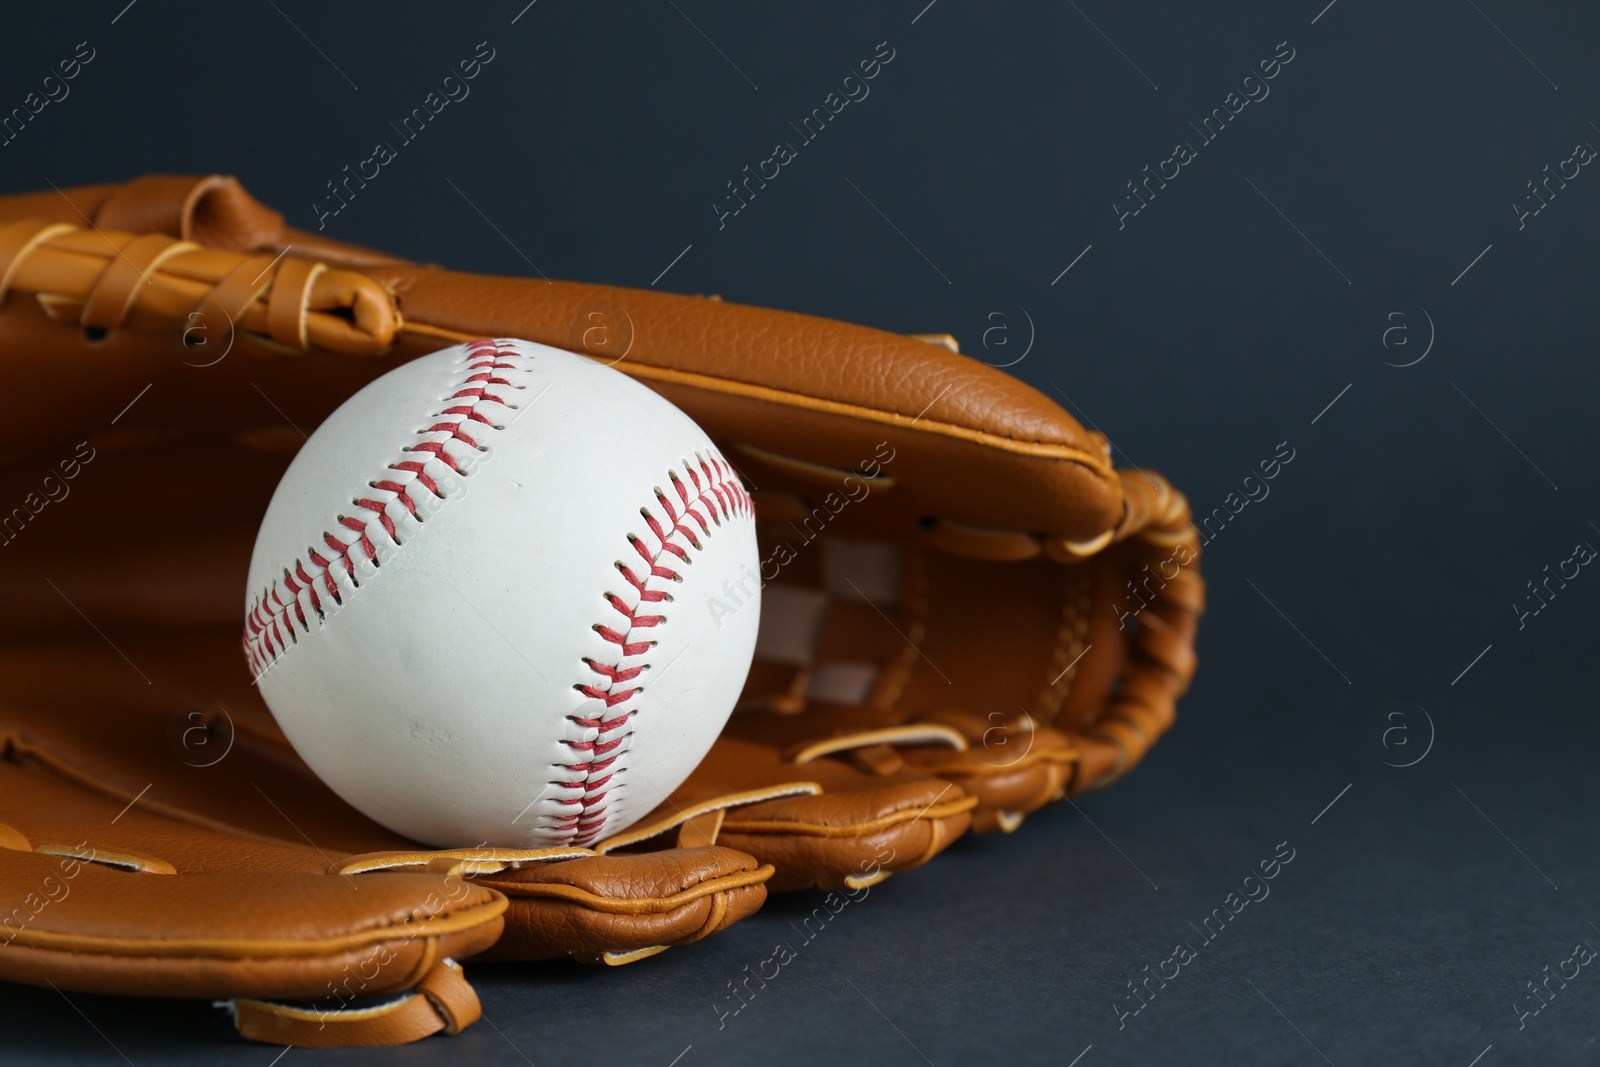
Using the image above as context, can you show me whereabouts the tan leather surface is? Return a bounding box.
[605,737,975,893]
[0,178,1122,542]
[0,849,504,999]
[0,626,510,1005]
[234,958,481,1047]
[472,846,769,963]
[0,174,1203,1045]
[0,625,774,974]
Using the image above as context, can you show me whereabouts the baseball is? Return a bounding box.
[243,338,760,849]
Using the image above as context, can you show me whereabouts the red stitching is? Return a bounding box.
[558,454,751,847]
[242,339,517,677]
[553,451,752,844]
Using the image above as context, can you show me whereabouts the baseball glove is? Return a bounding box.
[0,174,1202,1045]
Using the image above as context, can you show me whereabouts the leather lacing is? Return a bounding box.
[738,465,1201,821]
[0,218,400,355]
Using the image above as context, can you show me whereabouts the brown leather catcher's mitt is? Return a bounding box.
[0,175,1202,1046]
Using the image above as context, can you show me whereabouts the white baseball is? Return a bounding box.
[243,338,760,848]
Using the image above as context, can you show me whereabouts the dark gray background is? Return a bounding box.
[3,1,1598,1063]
